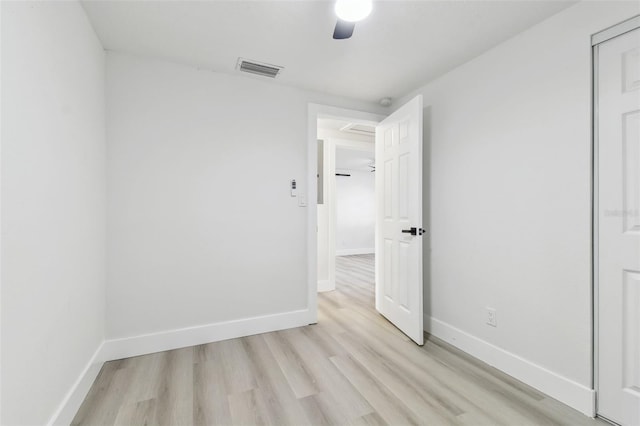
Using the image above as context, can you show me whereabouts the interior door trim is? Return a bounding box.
[592,15,640,46]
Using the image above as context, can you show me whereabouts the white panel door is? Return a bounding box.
[375,95,424,345]
[598,27,640,426]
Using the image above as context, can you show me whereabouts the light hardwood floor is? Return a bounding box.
[73,254,604,425]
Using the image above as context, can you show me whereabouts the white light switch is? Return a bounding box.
[298,193,307,207]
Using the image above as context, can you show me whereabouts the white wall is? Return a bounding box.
[335,170,375,256]
[398,0,640,414]
[106,52,382,339]
[1,2,106,425]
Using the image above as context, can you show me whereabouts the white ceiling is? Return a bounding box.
[81,0,576,103]
[318,117,374,131]
[318,118,354,131]
[318,118,376,142]
[336,147,375,172]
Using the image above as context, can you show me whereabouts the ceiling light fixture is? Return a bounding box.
[334,0,372,23]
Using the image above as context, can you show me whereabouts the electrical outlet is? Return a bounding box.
[486,307,497,327]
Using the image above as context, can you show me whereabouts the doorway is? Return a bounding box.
[307,97,426,346]
[593,17,640,426]
[305,104,384,325]
[317,118,376,294]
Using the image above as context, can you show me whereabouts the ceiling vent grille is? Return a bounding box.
[340,123,376,136]
[236,58,283,78]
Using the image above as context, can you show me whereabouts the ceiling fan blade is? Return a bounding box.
[333,19,355,39]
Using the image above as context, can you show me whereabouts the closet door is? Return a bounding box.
[597,25,640,426]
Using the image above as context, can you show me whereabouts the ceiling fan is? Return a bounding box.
[332,0,372,40]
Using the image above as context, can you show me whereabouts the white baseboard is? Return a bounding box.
[101,309,310,361]
[48,342,105,426]
[425,315,596,417]
[48,309,311,425]
[336,248,375,256]
[318,279,335,293]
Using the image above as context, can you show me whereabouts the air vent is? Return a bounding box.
[339,123,376,136]
[236,58,283,78]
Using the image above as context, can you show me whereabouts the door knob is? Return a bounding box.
[401,227,425,236]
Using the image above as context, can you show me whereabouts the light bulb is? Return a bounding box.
[334,0,372,23]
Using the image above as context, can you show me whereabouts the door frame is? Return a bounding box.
[319,137,376,293]
[306,104,385,324]
[591,15,640,417]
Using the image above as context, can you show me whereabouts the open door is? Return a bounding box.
[375,95,424,345]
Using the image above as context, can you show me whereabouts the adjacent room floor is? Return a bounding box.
[72,254,604,425]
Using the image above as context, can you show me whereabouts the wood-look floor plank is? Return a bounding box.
[155,347,194,426]
[299,324,348,357]
[71,362,132,426]
[330,354,423,426]
[228,389,269,426]
[346,412,387,426]
[117,352,166,405]
[113,399,156,426]
[334,331,463,423]
[73,254,607,426]
[241,334,311,425]
[278,327,375,422]
[337,323,534,425]
[217,338,258,395]
[263,331,320,398]
[298,393,343,426]
[193,359,231,426]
